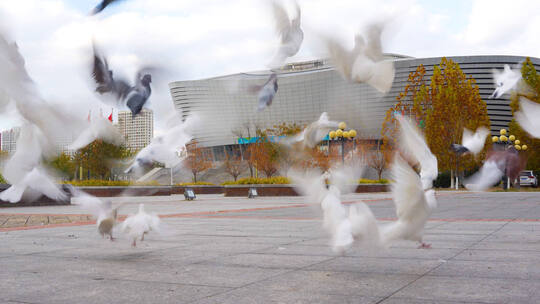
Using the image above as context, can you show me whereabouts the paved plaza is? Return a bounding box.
[1,191,540,304]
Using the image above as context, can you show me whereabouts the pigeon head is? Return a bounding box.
[141,74,152,85]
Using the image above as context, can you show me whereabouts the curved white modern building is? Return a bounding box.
[169,55,540,158]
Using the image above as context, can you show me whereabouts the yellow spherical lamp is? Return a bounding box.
[515,145,522,150]
[492,136,499,143]
[329,131,336,139]
[349,129,357,138]
[509,135,515,142]
[514,139,520,145]
[500,129,507,135]
[500,135,508,142]
[522,145,528,151]
[343,131,350,138]
[338,122,347,130]
[336,129,343,137]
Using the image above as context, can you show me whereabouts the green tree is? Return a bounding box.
[49,152,76,180]
[73,140,132,180]
[508,57,540,171]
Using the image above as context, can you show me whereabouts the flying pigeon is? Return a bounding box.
[92,42,153,117]
[490,64,521,99]
[90,0,125,15]
[450,127,490,156]
[69,115,123,151]
[125,113,199,174]
[283,112,339,148]
[121,204,161,247]
[380,155,437,249]
[465,147,525,191]
[269,0,304,67]
[250,73,278,112]
[396,115,438,190]
[515,97,540,138]
[323,23,395,93]
[69,186,121,240]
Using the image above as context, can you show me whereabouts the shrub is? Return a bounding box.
[222,176,290,185]
[176,182,215,186]
[64,180,161,186]
[0,173,6,184]
[358,178,390,184]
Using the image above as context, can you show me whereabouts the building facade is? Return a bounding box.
[169,55,540,154]
[116,109,154,151]
[0,127,20,154]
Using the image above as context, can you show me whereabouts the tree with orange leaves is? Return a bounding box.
[223,154,246,182]
[184,141,213,182]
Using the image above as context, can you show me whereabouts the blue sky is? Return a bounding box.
[1,0,539,133]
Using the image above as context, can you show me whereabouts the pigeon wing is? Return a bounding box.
[515,97,540,138]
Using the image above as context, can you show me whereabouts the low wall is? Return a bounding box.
[171,185,224,195]
[224,185,298,197]
[78,186,172,197]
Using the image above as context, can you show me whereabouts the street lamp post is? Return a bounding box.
[328,122,356,164]
[491,128,527,190]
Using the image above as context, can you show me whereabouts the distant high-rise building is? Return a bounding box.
[1,127,20,154]
[116,109,153,151]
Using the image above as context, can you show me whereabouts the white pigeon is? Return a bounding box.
[69,186,121,240]
[450,127,490,156]
[464,159,505,191]
[283,112,339,148]
[125,113,199,174]
[490,64,521,99]
[269,0,304,68]
[69,115,123,151]
[396,115,438,190]
[121,204,161,247]
[0,167,67,203]
[380,155,437,248]
[515,97,540,138]
[324,23,395,93]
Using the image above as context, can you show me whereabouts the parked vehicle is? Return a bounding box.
[519,170,538,187]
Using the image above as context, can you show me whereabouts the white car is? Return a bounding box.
[520,171,538,187]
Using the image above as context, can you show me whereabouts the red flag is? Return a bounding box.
[108,108,113,122]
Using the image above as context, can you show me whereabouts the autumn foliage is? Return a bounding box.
[184,141,213,182]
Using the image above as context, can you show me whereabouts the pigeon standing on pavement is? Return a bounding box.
[92,42,153,117]
[69,186,122,240]
[121,204,161,247]
[269,0,304,68]
[490,64,522,99]
[515,97,540,138]
[90,0,125,15]
[250,73,278,112]
[323,23,395,93]
[450,127,490,156]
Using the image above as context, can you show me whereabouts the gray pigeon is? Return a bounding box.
[90,0,125,15]
[92,43,152,117]
[250,73,278,112]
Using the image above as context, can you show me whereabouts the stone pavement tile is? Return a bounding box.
[198,253,334,270]
[24,215,51,226]
[305,256,443,275]
[34,243,184,260]
[141,249,228,266]
[255,244,337,257]
[391,275,540,303]
[471,240,540,251]
[112,263,289,288]
[0,238,81,256]
[380,297,493,304]
[430,260,540,280]
[193,288,382,304]
[421,232,487,242]
[1,217,28,228]
[246,270,419,298]
[186,240,278,254]
[453,248,540,263]
[40,279,230,304]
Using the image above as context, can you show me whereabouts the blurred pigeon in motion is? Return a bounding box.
[122,204,161,247]
[249,73,278,112]
[490,64,521,99]
[396,115,438,190]
[125,113,199,175]
[92,42,153,117]
[0,124,67,203]
[323,23,395,93]
[515,97,540,138]
[69,115,122,151]
[284,112,339,148]
[450,127,490,156]
[69,186,122,240]
[269,0,303,67]
[90,0,125,15]
[380,155,437,249]
[465,147,525,191]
